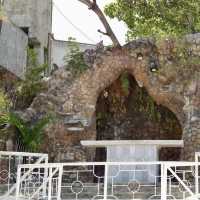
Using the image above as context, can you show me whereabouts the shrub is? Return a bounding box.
[0,112,52,152]
[0,89,11,112]
[64,37,88,77]
[16,48,47,108]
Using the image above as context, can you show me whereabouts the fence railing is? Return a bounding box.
[15,161,200,200]
[165,162,200,200]
[0,151,48,199]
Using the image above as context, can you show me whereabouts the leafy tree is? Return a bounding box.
[0,48,50,151]
[64,37,88,77]
[16,48,47,108]
[0,112,52,152]
[104,0,200,40]
[0,90,11,112]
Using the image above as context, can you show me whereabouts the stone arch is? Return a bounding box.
[61,40,189,161]
[63,41,185,127]
[26,38,200,162]
[95,72,183,162]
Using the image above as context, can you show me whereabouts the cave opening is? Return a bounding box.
[95,72,182,165]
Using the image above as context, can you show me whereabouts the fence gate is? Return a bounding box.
[0,151,48,199]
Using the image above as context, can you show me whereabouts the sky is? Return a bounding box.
[52,0,128,45]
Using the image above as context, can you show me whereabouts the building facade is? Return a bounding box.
[3,0,52,65]
[0,0,97,78]
[0,20,28,77]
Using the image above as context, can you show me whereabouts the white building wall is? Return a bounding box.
[50,39,96,68]
[3,0,52,65]
[3,0,52,47]
[0,20,28,77]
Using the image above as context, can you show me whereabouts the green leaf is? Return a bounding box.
[0,111,52,152]
[105,0,200,39]
[64,37,88,77]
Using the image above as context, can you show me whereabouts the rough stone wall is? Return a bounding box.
[0,66,19,90]
[182,79,200,160]
[23,34,200,162]
[0,20,28,77]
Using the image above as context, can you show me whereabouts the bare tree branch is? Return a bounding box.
[98,29,108,36]
[78,0,121,47]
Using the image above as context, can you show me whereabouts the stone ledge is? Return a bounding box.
[81,140,184,148]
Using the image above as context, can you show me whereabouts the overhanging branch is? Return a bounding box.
[78,0,121,47]
[98,29,109,36]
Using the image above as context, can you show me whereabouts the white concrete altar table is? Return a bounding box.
[81,140,184,183]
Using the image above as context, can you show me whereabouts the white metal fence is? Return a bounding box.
[0,151,48,199]
[15,161,200,200]
[165,162,200,200]
[0,152,199,200]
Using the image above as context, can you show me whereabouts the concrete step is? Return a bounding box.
[0,196,26,200]
[67,127,84,132]
[2,195,197,200]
